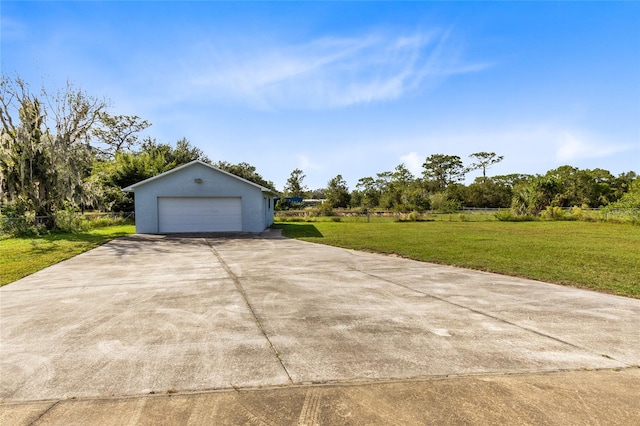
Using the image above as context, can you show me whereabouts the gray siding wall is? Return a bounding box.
[265,196,274,227]
[133,163,273,233]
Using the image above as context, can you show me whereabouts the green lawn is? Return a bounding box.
[273,220,640,298]
[0,225,135,286]
[3,220,638,298]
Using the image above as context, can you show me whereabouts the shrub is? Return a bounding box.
[408,211,422,221]
[494,210,535,222]
[316,202,334,216]
[84,214,132,229]
[0,201,46,237]
[601,180,640,224]
[276,216,305,223]
[540,206,578,221]
[570,205,584,220]
[0,214,47,237]
[540,206,564,220]
[53,206,90,233]
[397,211,424,222]
[602,208,640,225]
[429,192,461,213]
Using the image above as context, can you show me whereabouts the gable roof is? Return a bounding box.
[122,160,277,195]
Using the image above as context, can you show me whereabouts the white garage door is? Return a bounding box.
[158,197,242,233]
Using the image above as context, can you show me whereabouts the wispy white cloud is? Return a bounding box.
[399,152,424,176]
[183,29,490,110]
[0,16,28,41]
[556,132,633,162]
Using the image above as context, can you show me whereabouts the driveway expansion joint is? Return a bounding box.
[204,238,294,385]
[2,366,636,406]
[360,269,633,367]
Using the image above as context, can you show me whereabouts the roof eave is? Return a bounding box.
[120,160,278,194]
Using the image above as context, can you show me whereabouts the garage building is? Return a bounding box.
[123,160,277,234]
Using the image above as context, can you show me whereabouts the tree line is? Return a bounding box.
[283,157,638,215]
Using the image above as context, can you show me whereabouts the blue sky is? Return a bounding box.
[2,1,639,191]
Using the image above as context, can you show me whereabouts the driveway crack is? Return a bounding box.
[205,239,294,384]
[28,400,60,425]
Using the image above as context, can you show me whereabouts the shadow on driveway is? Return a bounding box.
[272,223,323,238]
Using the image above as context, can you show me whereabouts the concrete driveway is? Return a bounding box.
[1,231,639,424]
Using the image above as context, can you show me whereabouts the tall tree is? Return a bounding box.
[284,168,308,197]
[104,137,207,189]
[355,176,380,208]
[465,152,505,207]
[325,174,350,208]
[492,173,532,188]
[308,188,326,199]
[465,177,512,208]
[468,152,504,182]
[214,160,275,190]
[544,166,616,207]
[375,171,393,208]
[613,171,638,202]
[92,113,151,158]
[169,137,210,165]
[376,164,418,211]
[606,178,640,210]
[391,163,417,210]
[1,75,107,227]
[94,138,212,211]
[0,86,46,211]
[422,154,466,191]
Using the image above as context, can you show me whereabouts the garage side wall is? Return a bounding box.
[133,163,270,233]
[265,196,274,227]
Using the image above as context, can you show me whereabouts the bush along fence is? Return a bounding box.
[0,211,135,236]
[276,208,508,222]
[275,206,639,224]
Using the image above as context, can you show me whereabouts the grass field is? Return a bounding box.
[0,224,135,286]
[273,219,640,298]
